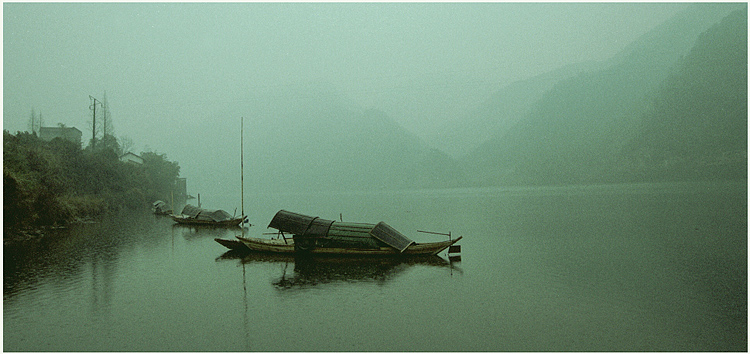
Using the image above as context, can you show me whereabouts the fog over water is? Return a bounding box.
[3,2,693,200]
[3,4,746,351]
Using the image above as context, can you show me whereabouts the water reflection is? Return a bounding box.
[88,247,117,316]
[218,251,462,290]
[214,251,463,350]
[4,211,151,315]
[172,223,248,240]
[275,255,459,289]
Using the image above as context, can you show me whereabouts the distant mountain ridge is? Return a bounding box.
[228,3,745,194]
[614,8,747,182]
[430,60,605,158]
[242,85,466,194]
[462,3,746,186]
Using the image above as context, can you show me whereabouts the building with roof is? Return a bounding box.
[120,152,144,165]
[39,126,82,145]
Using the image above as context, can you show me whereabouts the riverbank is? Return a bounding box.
[4,215,103,247]
[4,130,180,231]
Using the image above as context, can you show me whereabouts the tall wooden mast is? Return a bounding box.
[241,116,245,222]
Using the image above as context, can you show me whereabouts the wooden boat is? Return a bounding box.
[236,235,461,256]
[214,237,249,250]
[172,215,246,226]
[231,210,463,256]
[171,204,247,227]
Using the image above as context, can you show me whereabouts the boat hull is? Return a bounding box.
[171,215,245,227]
[215,238,249,250]
[236,235,462,256]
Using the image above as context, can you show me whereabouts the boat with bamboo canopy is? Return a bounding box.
[220,210,462,256]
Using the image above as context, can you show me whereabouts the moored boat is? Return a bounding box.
[214,237,250,250]
[233,210,462,256]
[171,204,247,227]
[152,200,172,215]
[236,235,461,256]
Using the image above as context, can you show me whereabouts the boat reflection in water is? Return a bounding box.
[173,223,248,241]
[217,251,462,290]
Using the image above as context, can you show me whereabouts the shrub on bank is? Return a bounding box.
[3,130,180,228]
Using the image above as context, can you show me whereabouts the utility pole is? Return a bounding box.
[89,95,101,148]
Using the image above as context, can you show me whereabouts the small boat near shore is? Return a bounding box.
[152,200,172,215]
[172,204,247,227]
[223,210,462,256]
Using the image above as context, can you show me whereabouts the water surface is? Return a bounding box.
[4,181,746,351]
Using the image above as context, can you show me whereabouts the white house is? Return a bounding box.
[120,152,144,165]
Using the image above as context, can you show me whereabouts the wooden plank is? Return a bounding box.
[238,235,462,256]
[326,236,374,245]
[215,238,249,250]
[320,236,380,249]
[326,230,372,238]
[329,222,375,232]
[327,226,373,232]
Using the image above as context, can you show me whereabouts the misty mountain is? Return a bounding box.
[431,60,605,158]
[615,9,747,182]
[243,84,465,194]
[362,71,498,144]
[462,3,745,186]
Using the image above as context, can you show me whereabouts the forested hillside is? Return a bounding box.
[463,4,745,186]
[431,60,603,158]
[615,9,747,182]
[3,130,180,227]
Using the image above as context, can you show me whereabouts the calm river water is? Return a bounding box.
[4,181,747,351]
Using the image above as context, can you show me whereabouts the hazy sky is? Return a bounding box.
[3,2,689,196]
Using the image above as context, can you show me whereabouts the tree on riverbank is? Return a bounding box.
[3,130,180,227]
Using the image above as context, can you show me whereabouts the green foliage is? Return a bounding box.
[3,130,181,227]
[140,151,180,201]
[98,134,121,154]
